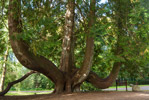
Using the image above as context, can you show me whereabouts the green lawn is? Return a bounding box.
[109,86,130,89]
[5,85,149,96]
[109,84,149,89]
[139,84,149,86]
[6,92,35,96]
[6,91,50,96]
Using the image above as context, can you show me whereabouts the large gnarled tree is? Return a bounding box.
[8,0,135,93]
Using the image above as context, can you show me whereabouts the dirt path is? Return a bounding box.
[0,91,149,100]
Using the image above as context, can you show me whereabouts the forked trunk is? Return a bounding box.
[58,0,96,92]
[8,0,125,94]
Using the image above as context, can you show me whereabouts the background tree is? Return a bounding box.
[0,46,9,92]
[0,0,9,91]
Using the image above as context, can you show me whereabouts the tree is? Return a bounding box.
[0,71,37,96]
[7,0,148,94]
[0,0,9,90]
[0,47,9,92]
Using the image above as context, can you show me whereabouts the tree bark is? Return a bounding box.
[86,0,125,89]
[57,0,75,93]
[87,62,122,89]
[0,71,36,96]
[8,0,64,93]
[60,0,75,73]
[72,0,96,88]
[0,46,9,92]
[8,0,127,93]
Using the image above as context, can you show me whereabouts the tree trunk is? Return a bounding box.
[0,71,36,96]
[8,0,64,93]
[8,0,126,94]
[0,47,9,92]
[86,0,125,89]
[60,0,75,72]
[59,0,96,92]
[59,0,75,93]
[72,0,96,88]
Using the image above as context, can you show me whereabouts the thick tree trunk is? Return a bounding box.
[8,0,126,94]
[8,0,64,93]
[60,0,75,72]
[0,47,9,92]
[59,0,75,93]
[59,0,96,92]
[0,71,36,96]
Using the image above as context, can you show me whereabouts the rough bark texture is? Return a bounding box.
[58,0,75,93]
[0,47,9,92]
[60,0,75,73]
[0,71,36,96]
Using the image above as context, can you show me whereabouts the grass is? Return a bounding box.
[6,92,35,96]
[5,85,149,96]
[139,84,149,86]
[109,84,149,89]
[109,86,131,89]
[6,91,51,96]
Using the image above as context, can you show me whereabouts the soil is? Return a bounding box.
[0,91,149,100]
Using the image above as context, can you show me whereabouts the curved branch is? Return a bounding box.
[8,0,64,85]
[72,0,96,87]
[87,62,122,89]
[0,71,36,96]
[86,0,126,89]
[71,62,121,89]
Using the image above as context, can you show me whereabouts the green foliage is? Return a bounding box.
[81,82,102,91]
[0,0,8,54]
[0,34,6,54]
[19,0,65,66]
[0,22,8,54]
[1,54,54,91]
[0,0,148,91]
[20,73,54,91]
